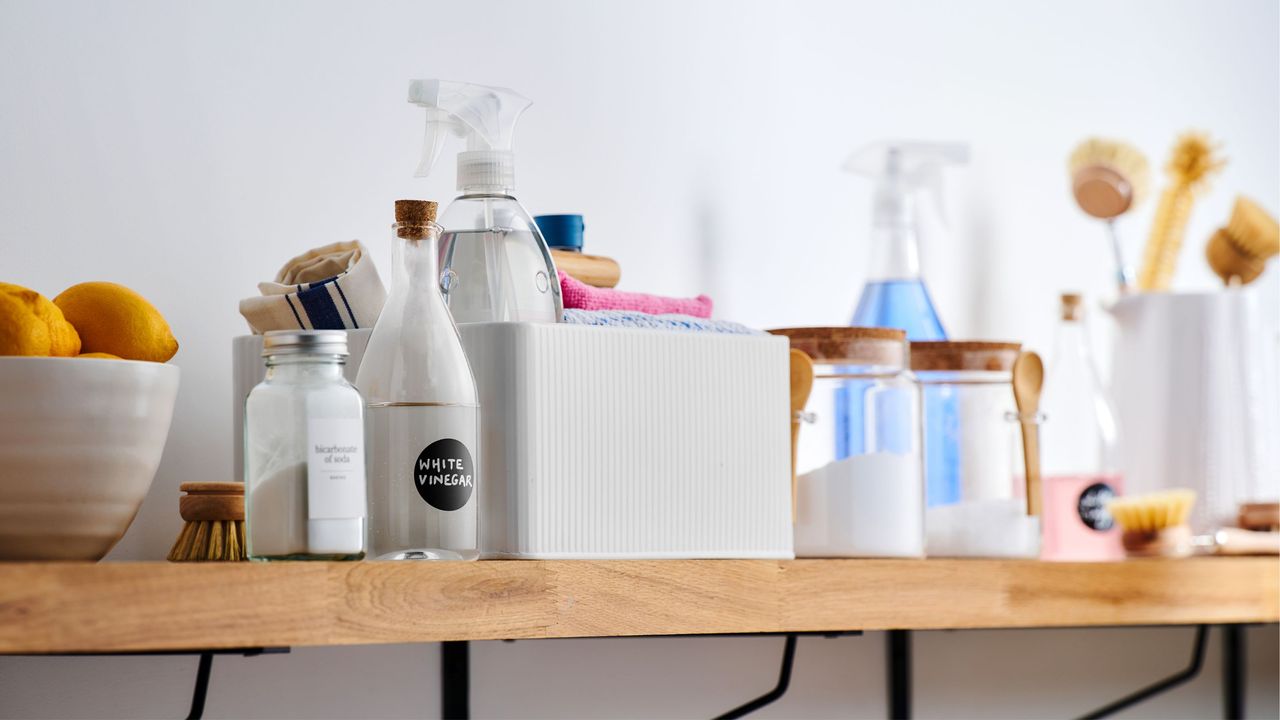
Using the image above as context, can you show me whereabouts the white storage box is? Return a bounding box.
[232,324,794,559]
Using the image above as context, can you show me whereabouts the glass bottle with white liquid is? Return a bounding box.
[356,199,480,560]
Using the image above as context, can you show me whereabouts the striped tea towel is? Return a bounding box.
[239,241,386,334]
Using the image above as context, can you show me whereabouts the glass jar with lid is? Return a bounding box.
[911,341,1039,557]
[245,330,367,561]
[769,327,923,558]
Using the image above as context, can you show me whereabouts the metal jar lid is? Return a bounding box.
[909,341,1021,372]
[261,330,349,357]
[768,327,908,368]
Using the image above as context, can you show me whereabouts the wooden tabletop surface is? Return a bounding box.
[0,558,1275,654]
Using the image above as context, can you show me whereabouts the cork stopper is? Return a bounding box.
[910,341,1022,372]
[1060,292,1083,322]
[768,327,907,367]
[395,199,439,240]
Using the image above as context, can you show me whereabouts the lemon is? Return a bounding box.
[54,282,178,363]
[78,352,122,360]
[0,283,81,357]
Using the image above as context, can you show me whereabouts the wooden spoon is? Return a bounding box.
[1012,351,1044,516]
[788,349,815,522]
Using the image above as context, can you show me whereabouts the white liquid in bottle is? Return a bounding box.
[356,200,480,560]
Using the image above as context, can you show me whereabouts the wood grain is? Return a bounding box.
[0,558,1274,653]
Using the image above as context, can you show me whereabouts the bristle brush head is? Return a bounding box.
[1164,132,1225,189]
[1106,489,1197,532]
[1068,138,1151,219]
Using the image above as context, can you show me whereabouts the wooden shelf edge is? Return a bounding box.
[0,558,1275,654]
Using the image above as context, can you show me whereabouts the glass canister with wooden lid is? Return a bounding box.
[769,327,923,558]
[911,341,1040,557]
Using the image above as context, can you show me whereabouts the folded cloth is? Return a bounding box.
[562,309,760,335]
[559,271,712,318]
[239,241,386,334]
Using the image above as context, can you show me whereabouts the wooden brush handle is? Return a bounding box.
[552,250,621,288]
[1212,528,1280,556]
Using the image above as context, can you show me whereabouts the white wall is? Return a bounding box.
[1,0,1277,717]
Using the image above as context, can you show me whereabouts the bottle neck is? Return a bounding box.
[867,188,921,281]
[391,222,442,292]
[867,223,922,281]
[265,355,346,382]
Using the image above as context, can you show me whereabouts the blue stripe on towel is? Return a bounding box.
[296,280,345,329]
[284,294,306,329]
[331,279,358,328]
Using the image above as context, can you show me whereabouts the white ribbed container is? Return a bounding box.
[459,323,793,559]
[233,324,794,559]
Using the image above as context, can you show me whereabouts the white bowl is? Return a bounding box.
[0,357,180,560]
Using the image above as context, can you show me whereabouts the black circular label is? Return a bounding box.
[413,439,475,511]
[1077,482,1117,531]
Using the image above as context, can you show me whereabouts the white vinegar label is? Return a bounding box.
[306,418,367,521]
[366,404,479,559]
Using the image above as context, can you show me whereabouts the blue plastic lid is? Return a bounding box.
[534,214,585,251]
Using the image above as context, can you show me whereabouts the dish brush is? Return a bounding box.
[1107,490,1279,557]
[1136,132,1225,291]
[1205,196,1279,286]
[1068,138,1151,293]
[167,482,247,561]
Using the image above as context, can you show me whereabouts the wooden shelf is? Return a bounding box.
[0,558,1275,654]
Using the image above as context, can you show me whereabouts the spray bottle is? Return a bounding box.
[845,141,968,340]
[408,79,562,323]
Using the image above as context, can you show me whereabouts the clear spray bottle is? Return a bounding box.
[408,79,562,324]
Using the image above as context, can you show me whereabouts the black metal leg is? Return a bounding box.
[1222,624,1245,720]
[886,630,911,720]
[186,651,213,720]
[1077,625,1208,719]
[713,633,797,720]
[441,641,470,720]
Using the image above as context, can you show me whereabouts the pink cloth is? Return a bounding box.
[558,271,713,318]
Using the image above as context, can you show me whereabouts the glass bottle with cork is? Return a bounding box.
[356,200,481,561]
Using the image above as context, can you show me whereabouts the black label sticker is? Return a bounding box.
[413,439,475,511]
[1077,482,1116,531]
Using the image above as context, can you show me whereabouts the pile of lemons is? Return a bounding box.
[0,282,178,362]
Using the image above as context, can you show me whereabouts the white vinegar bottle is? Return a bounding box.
[356,200,480,560]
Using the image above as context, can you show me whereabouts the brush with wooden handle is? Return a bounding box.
[1108,490,1280,557]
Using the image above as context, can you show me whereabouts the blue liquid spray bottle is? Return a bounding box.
[846,141,966,339]
[837,142,968,505]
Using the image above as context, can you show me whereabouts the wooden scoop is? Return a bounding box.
[788,349,815,521]
[1012,351,1044,516]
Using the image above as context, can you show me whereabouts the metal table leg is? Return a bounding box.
[441,641,470,720]
[1222,624,1245,720]
[887,630,911,720]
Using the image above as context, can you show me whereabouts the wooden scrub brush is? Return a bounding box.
[1205,196,1279,286]
[1137,132,1226,291]
[167,482,247,561]
[1068,138,1151,294]
[1107,490,1280,558]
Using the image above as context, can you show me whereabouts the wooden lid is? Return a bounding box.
[768,327,907,367]
[178,482,244,523]
[910,341,1022,372]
